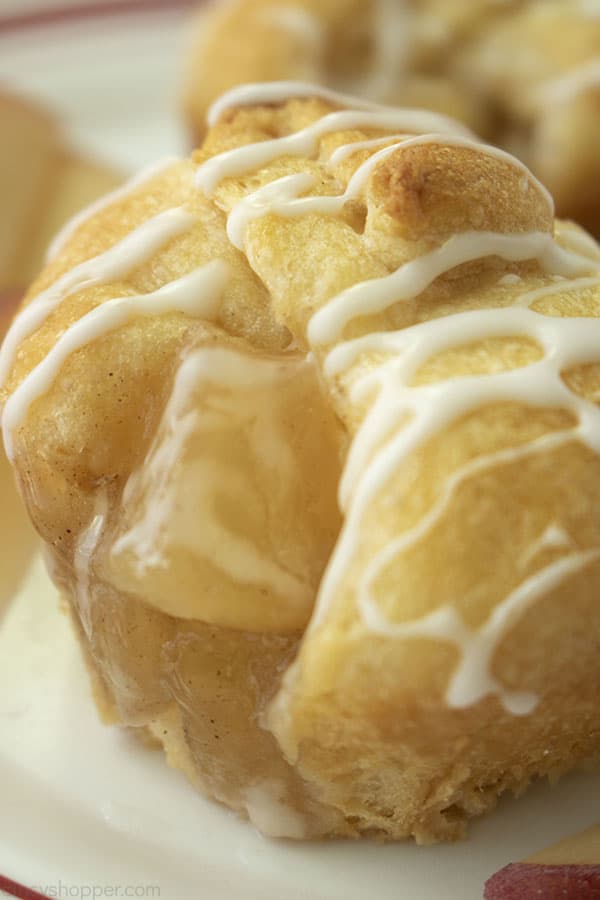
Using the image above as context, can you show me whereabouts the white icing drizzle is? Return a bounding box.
[74,502,107,639]
[311,231,589,346]
[197,107,473,194]
[2,261,228,461]
[225,133,554,250]
[5,83,600,718]
[260,6,324,52]
[46,157,182,262]
[359,0,412,100]
[514,275,600,308]
[332,432,575,630]
[328,309,600,507]
[0,207,196,388]
[114,353,202,575]
[520,523,575,570]
[244,780,307,839]
[361,548,600,715]
[226,173,316,249]
[555,222,600,261]
[197,83,600,714]
[311,270,600,713]
[536,59,600,108]
[327,133,409,166]
[207,80,394,127]
[498,273,522,286]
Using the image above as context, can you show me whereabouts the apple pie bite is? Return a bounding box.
[2,84,600,841]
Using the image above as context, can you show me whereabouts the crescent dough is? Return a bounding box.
[2,85,600,842]
[182,0,600,234]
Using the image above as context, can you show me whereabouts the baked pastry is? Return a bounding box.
[182,0,600,233]
[182,0,498,140]
[2,83,600,842]
[454,0,600,236]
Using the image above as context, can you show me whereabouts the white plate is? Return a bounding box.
[1,558,599,900]
[0,5,598,899]
[0,1,191,172]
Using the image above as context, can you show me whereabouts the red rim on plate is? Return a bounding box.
[0,0,198,35]
[0,874,52,900]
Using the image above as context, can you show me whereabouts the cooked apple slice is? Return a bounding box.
[485,825,600,899]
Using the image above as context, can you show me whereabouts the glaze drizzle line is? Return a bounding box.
[197,107,473,193]
[198,82,600,714]
[225,134,555,251]
[2,260,228,460]
[3,82,600,717]
[0,206,196,387]
[46,157,182,262]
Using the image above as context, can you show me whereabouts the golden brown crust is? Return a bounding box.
[270,439,600,839]
[370,144,553,241]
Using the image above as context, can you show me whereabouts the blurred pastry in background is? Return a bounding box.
[182,0,600,232]
[182,0,496,140]
[0,90,121,610]
[455,0,600,237]
[0,91,121,295]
